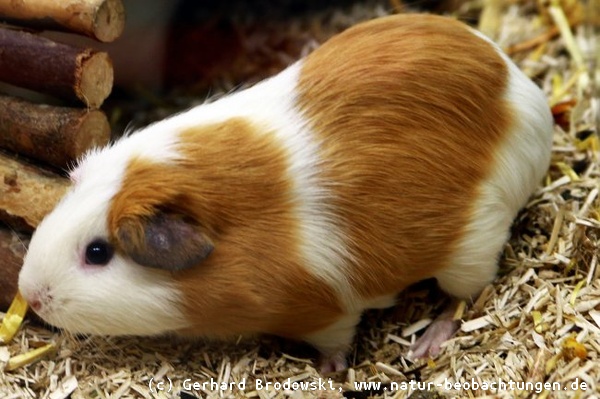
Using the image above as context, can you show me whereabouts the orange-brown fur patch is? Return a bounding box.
[297,14,511,299]
[108,119,343,339]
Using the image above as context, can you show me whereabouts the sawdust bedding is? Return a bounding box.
[1,0,599,398]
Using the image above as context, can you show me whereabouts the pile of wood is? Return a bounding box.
[0,0,125,310]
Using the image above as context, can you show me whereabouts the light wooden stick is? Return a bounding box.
[0,27,114,108]
[0,0,125,42]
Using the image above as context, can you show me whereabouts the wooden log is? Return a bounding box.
[0,27,113,108]
[0,151,70,233]
[0,0,125,42]
[0,228,28,312]
[0,95,110,169]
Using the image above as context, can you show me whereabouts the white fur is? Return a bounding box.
[302,294,396,353]
[434,32,553,298]
[303,313,362,354]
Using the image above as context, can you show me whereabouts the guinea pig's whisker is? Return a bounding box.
[60,329,79,347]
[4,223,29,252]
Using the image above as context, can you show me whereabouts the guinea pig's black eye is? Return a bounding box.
[85,239,114,266]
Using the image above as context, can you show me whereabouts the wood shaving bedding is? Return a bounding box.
[1,0,599,398]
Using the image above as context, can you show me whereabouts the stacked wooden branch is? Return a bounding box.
[0,0,125,310]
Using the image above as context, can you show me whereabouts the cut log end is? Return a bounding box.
[77,52,114,109]
[0,153,71,232]
[0,29,115,108]
[71,110,111,158]
[93,0,126,42]
[0,0,126,43]
[0,95,112,169]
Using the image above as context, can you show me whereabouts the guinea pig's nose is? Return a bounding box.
[27,288,52,313]
[29,296,42,312]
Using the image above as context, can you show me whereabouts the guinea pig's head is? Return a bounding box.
[17,141,215,336]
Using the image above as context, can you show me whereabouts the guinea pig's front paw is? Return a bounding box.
[318,351,348,374]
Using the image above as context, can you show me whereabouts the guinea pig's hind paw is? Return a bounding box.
[408,316,459,360]
[318,351,348,374]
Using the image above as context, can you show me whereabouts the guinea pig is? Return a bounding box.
[18,13,553,371]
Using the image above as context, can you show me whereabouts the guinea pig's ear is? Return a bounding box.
[115,212,214,271]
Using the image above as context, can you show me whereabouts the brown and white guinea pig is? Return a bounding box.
[18,14,553,370]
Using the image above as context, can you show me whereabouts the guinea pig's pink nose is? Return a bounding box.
[26,288,52,313]
[29,297,42,312]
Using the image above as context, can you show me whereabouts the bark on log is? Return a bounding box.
[0,95,110,169]
[0,27,113,108]
[0,152,70,233]
[0,228,28,312]
[0,0,125,42]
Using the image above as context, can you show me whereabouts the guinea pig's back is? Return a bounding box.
[295,14,553,301]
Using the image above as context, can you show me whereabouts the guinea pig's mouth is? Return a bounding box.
[30,299,161,337]
[30,302,65,330]
[26,302,72,334]
[22,292,86,334]
[34,307,102,336]
[21,289,106,335]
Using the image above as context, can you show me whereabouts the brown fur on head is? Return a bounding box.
[107,118,343,338]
